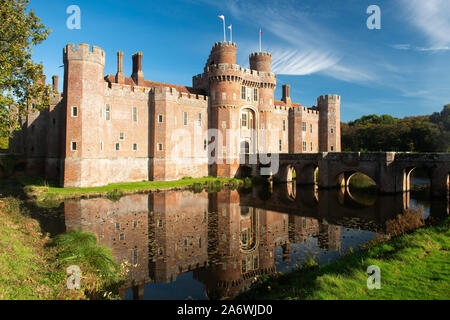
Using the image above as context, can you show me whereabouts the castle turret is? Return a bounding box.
[131,52,144,86]
[249,52,271,73]
[205,42,237,70]
[318,94,341,152]
[63,43,106,187]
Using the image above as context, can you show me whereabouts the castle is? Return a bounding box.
[9,42,341,188]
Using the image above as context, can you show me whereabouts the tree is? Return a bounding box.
[0,0,51,139]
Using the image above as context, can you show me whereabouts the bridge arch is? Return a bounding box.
[335,170,377,189]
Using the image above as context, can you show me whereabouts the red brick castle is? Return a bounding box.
[9,42,341,187]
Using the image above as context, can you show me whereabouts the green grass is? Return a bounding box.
[0,197,125,300]
[19,176,246,202]
[237,216,450,300]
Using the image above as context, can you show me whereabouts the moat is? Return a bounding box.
[27,180,449,300]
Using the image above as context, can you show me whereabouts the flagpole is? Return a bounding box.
[259,29,262,52]
[223,18,226,42]
[229,25,232,43]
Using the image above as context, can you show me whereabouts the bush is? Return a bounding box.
[106,189,123,202]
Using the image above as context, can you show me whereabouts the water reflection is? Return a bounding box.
[56,182,449,300]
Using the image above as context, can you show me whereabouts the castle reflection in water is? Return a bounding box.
[61,183,448,300]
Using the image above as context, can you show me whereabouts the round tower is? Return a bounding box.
[205,42,237,70]
[249,52,271,73]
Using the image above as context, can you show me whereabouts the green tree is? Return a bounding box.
[0,0,51,139]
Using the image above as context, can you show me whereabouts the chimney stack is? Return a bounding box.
[52,75,59,92]
[115,51,125,84]
[131,52,144,86]
[282,84,291,105]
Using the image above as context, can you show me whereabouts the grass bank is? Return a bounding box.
[237,216,450,300]
[20,176,248,202]
[0,197,126,300]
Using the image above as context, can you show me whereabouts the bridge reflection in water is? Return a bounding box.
[61,183,448,300]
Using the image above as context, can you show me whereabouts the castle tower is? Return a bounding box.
[249,52,271,73]
[205,41,237,70]
[206,42,242,177]
[62,43,106,187]
[318,95,341,152]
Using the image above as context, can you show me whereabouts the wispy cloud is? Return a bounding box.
[188,0,375,83]
[400,0,450,50]
[391,43,450,52]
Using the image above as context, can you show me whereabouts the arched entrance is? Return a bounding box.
[240,107,256,155]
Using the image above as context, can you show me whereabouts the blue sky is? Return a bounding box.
[29,0,450,122]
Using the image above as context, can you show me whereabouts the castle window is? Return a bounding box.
[331,128,334,134]
[310,142,313,151]
[331,146,334,151]
[302,122,307,132]
[158,114,163,123]
[115,223,120,230]
[310,124,313,133]
[283,120,286,131]
[119,233,124,241]
[241,86,246,100]
[233,93,236,101]
[115,143,120,151]
[253,88,258,101]
[158,248,163,256]
[198,237,202,249]
[71,106,78,117]
[302,141,307,152]
[198,113,202,126]
[105,104,111,120]
[279,139,282,151]
[100,141,103,151]
[158,219,163,227]
[132,248,138,265]
[133,143,138,151]
[157,143,163,151]
[133,220,138,228]
[241,114,247,128]
[132,107,137,122]
[222,121,226,129]
[71,142,77,151]
[183,112,188,126]
[204,139,207,151]
[119,133,124,141]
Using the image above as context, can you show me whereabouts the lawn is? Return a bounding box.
[0,197,125,300]
[19,176,247,202]
[237,216,450,300]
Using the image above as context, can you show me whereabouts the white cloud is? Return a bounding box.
[400,0,450,48]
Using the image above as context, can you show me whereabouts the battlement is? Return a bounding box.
[289,106,320,115]
[249,52,272,58]
[153,86,208,101]
[212,41,237,50]
[63,43,105,65]
[318,94,341,103]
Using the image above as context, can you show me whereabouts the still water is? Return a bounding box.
[30,181,448,300]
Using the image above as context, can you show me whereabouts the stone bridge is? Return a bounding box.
[244,152,450,198]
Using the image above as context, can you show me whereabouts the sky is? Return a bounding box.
[29,0,450,122]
